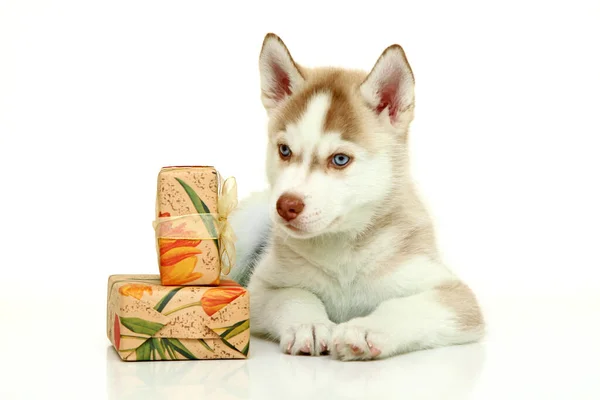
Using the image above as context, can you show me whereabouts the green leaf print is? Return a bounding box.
[220,337,239,354]
[135,340,153,361]
[198,339,214,352]
[174,177,220,250]
[153,287,183,313]
[152,338,167,360]
[220,320,250,341]
[164,338,197,360]
[120,317,165,336]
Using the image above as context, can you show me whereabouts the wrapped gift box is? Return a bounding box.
[107,274,249,361]
[154,166,236,286]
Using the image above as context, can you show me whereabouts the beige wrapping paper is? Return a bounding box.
[153,166,237,286]
[107,274,250,361]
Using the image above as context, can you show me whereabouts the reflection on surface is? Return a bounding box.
[106,347,249,400]
[106,338,485,400]
[247,339,486,399]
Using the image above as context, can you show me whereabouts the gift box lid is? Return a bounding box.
[155,166,219,217]
[107,274,249,359]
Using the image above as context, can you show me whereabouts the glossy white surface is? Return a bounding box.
[2,1,600,399]
[3,291,599,399]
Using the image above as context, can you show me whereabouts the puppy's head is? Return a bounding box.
[259,33,415,239]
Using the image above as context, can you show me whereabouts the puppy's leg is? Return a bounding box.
[331,280,485,361]
[249,280,335,356]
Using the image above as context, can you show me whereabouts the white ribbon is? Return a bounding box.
[216,176,238,275]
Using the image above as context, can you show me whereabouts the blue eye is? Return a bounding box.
[332,154,351,167]
[279,144,292,158]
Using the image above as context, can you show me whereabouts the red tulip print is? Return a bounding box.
[114,314,121,350]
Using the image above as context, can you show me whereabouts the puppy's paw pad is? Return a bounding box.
[367,341,381,357]
[331,325,383,361]
[279,323,334,356]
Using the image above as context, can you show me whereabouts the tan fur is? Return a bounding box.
[260,33,305,78]
[363,45,415,92]
[260,33,305,101]
[268,68,374,147]
[246,34,486,360]
[435,281,484,331]
[263,35,454,292]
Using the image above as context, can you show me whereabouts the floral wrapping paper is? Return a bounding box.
[155,166,223,286]
[107,274,250,361]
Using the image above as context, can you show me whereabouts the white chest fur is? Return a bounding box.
[256,231,455,324]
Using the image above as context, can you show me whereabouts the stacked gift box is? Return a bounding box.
[106,166,249,361]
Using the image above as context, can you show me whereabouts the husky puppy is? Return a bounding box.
[229,33,484,361]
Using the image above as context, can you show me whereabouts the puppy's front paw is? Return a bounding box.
[331,323,384,361]
[280,323,334,356]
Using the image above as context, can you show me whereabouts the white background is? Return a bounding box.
[1,1,599,399]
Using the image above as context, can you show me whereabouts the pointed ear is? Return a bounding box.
[259,33,304,113]
[360,44,415,126]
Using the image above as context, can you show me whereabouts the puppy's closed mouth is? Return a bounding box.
[285,223,302,232]
[283,216,341,235]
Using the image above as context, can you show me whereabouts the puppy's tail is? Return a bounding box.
[228,189,271,287]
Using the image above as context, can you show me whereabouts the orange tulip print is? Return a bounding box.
[119,283,153,300]
[217,279,242,287]
[158,238,203,285]
[201,286,246,316]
